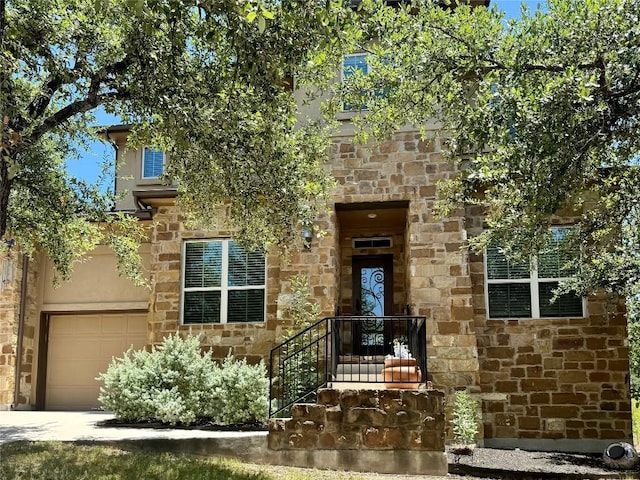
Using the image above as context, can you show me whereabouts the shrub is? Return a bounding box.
[452,390,479,445]
[211,353,269,424]
[97,334,268,425]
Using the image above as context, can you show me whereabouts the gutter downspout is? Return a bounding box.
[106,130,118,212]
[12,254,28,409]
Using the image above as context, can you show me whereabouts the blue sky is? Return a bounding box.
[494,0,546,19]
[66,108,120,186]
[66,0,547,186]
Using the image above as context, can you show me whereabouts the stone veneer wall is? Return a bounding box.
[0,253,40,409]
[0,258,19,409]
[147,130,480,391]
[268,388,447,475]
[147,207,339,364]
[466,206,632,450]
[15,255,39,407]
[328,132,480,392]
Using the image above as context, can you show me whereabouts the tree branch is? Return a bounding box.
[27,90,130,148]
[17,55,133,150]
[25,73,66,120]
[0,0,5,52]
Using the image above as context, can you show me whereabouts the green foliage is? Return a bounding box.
[336,0,640,298]
[283,275,320,336]
[1,0,359,279]
[280,274,322,404]
[633,398,640,449]
[97,334,268,425]
[452,390,479,445]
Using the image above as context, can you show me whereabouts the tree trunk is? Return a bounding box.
[0,156,11,239]
[1,0,9,240]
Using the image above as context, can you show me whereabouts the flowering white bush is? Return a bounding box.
[97,334,268,425]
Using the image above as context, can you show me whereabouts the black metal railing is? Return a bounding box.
[269,317,331,418]
[331,316,427,384]
[269,315,427,418]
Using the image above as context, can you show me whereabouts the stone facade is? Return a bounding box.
[0,125,632,453]
[0,253,40,409]
[466,206,632,450]
[328,133,480,391]
[269,388,445,452]
[146,206,340,364]
[267,388,448,475]
[145,131,481,393]
[0,262,18,409]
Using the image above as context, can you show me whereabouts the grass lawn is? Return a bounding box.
[0,442,453,480]
[0,442,359,480]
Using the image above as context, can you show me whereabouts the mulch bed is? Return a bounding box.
[97,418,267,432]
[448,447,640,480]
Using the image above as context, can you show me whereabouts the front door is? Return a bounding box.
[352,255,393,355]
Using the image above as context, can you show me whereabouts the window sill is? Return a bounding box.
[180,322,266,327]
[485,317,587,327]
[137,177,164,186]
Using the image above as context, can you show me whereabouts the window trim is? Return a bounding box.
[180,239,267,325]
[141,147,165,179]
[483,229,586,320]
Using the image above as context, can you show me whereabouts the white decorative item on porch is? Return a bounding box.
[393,340,411,359]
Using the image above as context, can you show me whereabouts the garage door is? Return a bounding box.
[45,313,147,410]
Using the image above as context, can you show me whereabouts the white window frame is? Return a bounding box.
[141,147,165,179]
[180,239,267,324]
[484,228,586,319]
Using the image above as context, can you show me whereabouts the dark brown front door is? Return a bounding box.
[352,255,393,355]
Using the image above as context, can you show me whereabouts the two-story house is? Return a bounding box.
[0,36,632,454]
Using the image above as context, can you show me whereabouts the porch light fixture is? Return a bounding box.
[302,225,313,249]
[1,239,15,291]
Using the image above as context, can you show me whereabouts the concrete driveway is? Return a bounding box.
[0,411,267,445]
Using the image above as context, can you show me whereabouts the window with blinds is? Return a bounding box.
[142,148,165,179]
[342,54,369,111]
[485,227,583,319]
[181,240,266,324]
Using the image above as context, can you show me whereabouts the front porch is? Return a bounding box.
[269,315,427,418]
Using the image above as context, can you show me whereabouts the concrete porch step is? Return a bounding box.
[336,363,384,375]
[333,373,382,383]
[338,354,387,363]
[328,382,387,390]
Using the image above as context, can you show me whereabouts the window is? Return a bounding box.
[342,54,369,111]
[343,54,369,80]
[142,148,165,179]
[485,228,584,319]
[181,239,266,324]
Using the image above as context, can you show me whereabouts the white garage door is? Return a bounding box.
[46,313,147,410]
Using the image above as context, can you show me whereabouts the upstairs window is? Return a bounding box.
[142,148,165,179]
[181,239,266,324]
[343,54,369,79]
[485,228,584,319]
[342,54,369,112]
